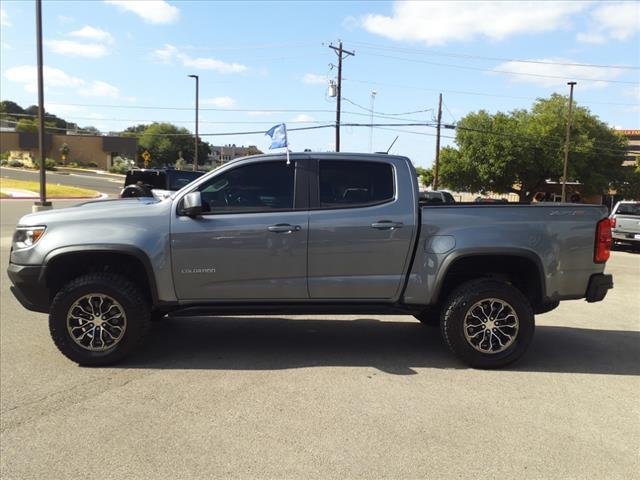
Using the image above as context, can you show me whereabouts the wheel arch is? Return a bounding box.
[432,249,546,311]
[41,245,159,307]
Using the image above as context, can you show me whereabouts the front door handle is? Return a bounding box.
[371,221,403,230]
[268,224,301,233]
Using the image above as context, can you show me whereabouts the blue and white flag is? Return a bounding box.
[265,123,288,150]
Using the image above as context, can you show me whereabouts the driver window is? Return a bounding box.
[198,161,295,213]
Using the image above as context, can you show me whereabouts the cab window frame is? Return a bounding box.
[309,158,396,210]
[177,158,309,216]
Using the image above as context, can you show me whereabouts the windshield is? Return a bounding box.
[614,202,640,216]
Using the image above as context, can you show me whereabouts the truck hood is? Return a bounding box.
[17,197,166,226]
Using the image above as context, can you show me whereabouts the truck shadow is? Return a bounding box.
[121,317,640,376]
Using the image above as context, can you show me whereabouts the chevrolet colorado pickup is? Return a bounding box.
[7,153,614,368]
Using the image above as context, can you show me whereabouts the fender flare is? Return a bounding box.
[40,244,160,306]
[431,247,547,305]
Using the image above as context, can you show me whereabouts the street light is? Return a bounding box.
[34,0,51,212]
[369,90,377,153]
[188,74,199,171]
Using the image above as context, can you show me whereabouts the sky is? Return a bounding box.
[1,0,639,167]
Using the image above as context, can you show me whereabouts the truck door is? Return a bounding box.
[170,158,309,300]
[307,157,417,300]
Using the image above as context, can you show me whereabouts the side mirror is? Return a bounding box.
[182,191,203,217]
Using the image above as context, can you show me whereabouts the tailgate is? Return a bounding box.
[614,215,640,234]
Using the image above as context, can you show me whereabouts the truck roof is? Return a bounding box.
[224,151,410,167]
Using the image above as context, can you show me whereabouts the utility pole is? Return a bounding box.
[188,74,199,171]
[433,93,443,190]
[562,81,577,203]
[34,0,51,212]
[329,41,354,152]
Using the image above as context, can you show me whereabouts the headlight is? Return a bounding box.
[12,226,46,250]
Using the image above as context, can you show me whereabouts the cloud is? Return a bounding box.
[47,40,109,58]
[361,1,587,45]
[1,42,11,50]
[69,26,114,44]
[78,80,120,98]
[153,44,248,73]
[57,14,74,23]
[576,32,607,45]
[302,73,327,85]
[292,114,316,122]
[105,0,179,24]
[493,58,627,89]
[577,2,640,44]
[1,9,10,27]
[203,96,236,108]
[4,65,84,93]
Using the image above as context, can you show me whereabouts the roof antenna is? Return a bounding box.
[386,136,399,154]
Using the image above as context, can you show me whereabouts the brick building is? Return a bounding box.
[0,131,137,170]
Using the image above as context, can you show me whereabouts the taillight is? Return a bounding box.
[594,218,612,263]
[610,217,616,229]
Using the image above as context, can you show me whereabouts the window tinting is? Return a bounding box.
[197,161,295,213]
[169,171,203,191]
[319,160,394,207]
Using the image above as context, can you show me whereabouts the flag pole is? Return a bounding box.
[284,124,290,165]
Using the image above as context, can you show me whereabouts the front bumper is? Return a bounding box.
[7,263,49,313]
[585,273,613,303]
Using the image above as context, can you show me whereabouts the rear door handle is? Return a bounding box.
[268,224,301,233]
[371,221,403,230]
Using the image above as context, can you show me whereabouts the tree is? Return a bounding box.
[15,118,38,133]
[0,100,25,116]
[612,158,640,200]
[415,166,434,188]
[439,94,628,201]
[137,123,210,167]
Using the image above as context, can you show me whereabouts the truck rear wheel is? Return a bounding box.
[440,279,534,369]
[49,272,150,366]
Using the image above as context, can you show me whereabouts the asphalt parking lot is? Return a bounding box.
[1,200,638,479]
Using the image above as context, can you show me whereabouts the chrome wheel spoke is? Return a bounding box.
[67,294,127,352]
[463,298,519,354]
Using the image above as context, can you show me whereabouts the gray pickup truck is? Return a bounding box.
[7,153,614,368]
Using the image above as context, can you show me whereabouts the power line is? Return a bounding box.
[348,41,640,70]
[359,52,640,85]
[342,97,434,116]
[341,78,634,107]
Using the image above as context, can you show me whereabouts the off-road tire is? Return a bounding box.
[49,272,150,366]
[440,279,534,369]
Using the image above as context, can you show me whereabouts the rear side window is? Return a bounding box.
[318,160,394,208]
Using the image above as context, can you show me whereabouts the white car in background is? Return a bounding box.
[610,201,640,247]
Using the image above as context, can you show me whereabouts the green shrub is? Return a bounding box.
[0,159,8,166]
[8,159,24,168]
[32,158,57,171]
[0,152,9,161]
[108,164,128,174]
[66,161,80,168]
[87,161,98,168]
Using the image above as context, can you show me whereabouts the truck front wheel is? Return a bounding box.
[49,272,151,366]
[440,279,534,369]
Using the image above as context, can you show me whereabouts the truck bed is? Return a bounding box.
[402,203,609,306]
